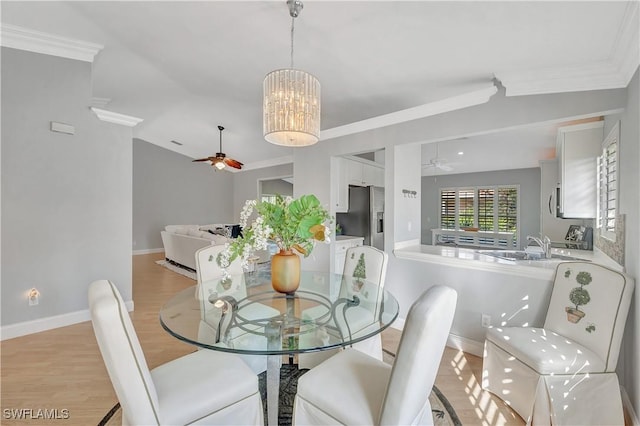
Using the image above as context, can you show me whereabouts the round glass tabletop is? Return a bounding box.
[159,270,399,356]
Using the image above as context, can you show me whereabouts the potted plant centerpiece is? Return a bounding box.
[217,194,332,293]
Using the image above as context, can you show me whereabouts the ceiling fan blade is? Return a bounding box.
[193,157,214,162]
[224,158,243,169]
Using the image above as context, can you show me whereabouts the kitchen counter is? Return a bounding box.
[391,242,624,355]
[394,243,622,279]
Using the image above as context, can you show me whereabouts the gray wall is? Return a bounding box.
[605,69,639,415]
[132,138,234,251]
[421,167,541,248]
[132,141,294,251]
[232,163,293,219]
[1,48,133,325]
[261,178,293,197]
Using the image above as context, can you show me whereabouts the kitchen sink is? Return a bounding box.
[477,250,590,262]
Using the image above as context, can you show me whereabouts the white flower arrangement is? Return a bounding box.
[217,194,332,278]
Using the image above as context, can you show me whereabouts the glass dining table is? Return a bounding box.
[159,269,399,426]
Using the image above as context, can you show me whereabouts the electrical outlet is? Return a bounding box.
[28,288,39,306]
[481,314,491,328]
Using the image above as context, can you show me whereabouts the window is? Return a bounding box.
[597,122,619,241]
[261,194,277,204]
[439,186,519,247]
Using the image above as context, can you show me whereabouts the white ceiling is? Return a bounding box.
[1,1,637,173]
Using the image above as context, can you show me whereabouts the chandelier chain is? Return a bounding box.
[290,16,295,69]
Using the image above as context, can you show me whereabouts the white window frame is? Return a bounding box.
[439,185,520,245]
[597,122,619,242]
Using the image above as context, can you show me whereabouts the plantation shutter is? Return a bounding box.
[598,123,618,236]
[440,190,456,230]
[458,189,475,228]
[478,189,494,231]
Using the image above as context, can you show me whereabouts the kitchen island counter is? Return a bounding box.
[394,243,622,280]
[390,242,622,356]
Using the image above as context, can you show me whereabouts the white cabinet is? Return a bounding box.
[346,160,364,185]
[334,236,364,274]
[331,157,348,213]
[556,122,603,218]
[345,159,384,187]
[540,159,585,242]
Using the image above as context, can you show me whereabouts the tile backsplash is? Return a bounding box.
[595,214,625,266]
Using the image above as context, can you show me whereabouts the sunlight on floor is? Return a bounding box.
[450,350,512,426]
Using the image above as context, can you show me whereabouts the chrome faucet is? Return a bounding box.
[527,235,551,258]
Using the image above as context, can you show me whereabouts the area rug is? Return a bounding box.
[99,354,460,426]
[155,259,196,280]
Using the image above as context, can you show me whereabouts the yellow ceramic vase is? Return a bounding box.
[271,249,301,294]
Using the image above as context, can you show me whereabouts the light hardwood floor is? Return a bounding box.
[1,253,525,425]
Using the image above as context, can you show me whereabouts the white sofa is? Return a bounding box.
[160,224,232,271]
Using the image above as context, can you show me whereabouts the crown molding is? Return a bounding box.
[497,2,639,96]
[0,24,103,63]
[91,107,143,127]
[610,1,640,84]
[320,84,498,141]
[496,62,630,96]
[242,155,293,171]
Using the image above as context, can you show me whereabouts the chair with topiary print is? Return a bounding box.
[482,261,634,425]
[299,245,388,369]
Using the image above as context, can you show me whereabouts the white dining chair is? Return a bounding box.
[482,262,634,425]
[293,285,457,425]
[195,244,244,300]
[88,279,263,425]
[195,244,278,375]
[299,245,389,369]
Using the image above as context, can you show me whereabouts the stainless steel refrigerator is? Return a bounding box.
[337,186,384,249]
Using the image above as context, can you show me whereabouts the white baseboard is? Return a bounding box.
[447,333,484,357]
[621,386,640,426]
[0,300,134,341]
[133,248,164,255]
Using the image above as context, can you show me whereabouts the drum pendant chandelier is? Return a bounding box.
[263,0,320,147]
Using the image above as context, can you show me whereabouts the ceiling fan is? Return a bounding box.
[192,125,243,171]
[422,142,453,172]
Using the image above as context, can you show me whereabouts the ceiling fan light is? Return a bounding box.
[263,69,320,147]
[214,161,225,170]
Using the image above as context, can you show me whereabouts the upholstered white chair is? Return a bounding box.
[299,245,389,369]
[195,245,278,375]
[88,279,263,426]
[293,285,457,426]
[482,262,634,425]
[195,245,244,300]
